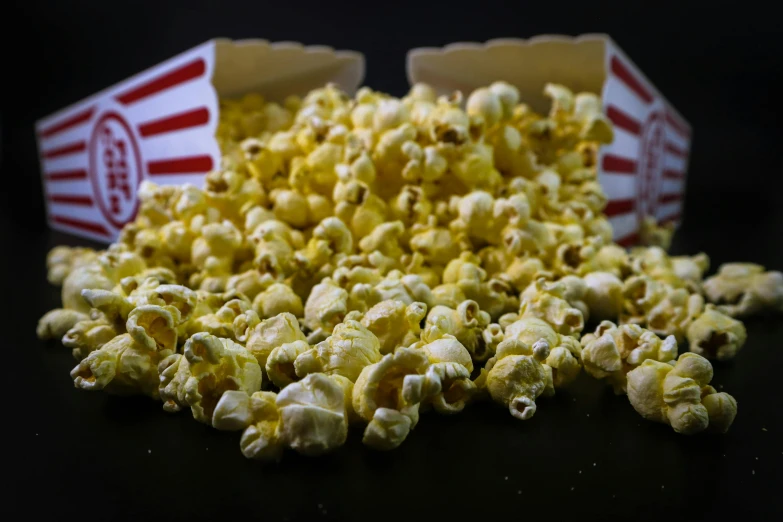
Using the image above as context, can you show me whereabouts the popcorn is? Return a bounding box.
[484,338,550,420]
[294,316,382,382]
[583,272,624,322]
[234,311,306,370]
[703,263,783,317]
[36,309,89,341]
[159,332,262,422]
[352,348,429,449]
[41,79,767,461]
[504,317,582,388]
[72,305,180,398]
[519,278,585,337]
[422,301,491,360]
[686,305,747,361]
[360,300,427,354]
[581,321,678,394]
[626,353,738,434]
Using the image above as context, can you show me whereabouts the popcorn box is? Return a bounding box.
[37,35,691,247]
[408,34,692,246]
[35,39,365,242]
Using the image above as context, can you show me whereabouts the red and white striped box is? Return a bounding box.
[408,35,692,246]
[35,39,364,242]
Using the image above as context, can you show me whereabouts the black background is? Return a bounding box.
[4,1,783,520]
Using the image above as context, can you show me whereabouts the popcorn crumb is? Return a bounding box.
[762,428,768,431]
[504,476,508,480]
[318,504,323,509]
[578,470,582,474]
[148,449,151,454]
[586,413,590,417]
[571,487,575,491]
[593,462,596,466]
[752,470,755,475]
[517,490,521,495]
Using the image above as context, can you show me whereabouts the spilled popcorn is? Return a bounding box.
[38,81,783,460]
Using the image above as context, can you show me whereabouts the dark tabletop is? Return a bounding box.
[6,198,783,522]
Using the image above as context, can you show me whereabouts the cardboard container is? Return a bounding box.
[35,39,364,241]
[36,35,691,246]
[408,34,691,246]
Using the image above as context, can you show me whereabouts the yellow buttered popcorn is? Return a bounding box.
[360,299,427,354]
[581,321,678,394]
[702,263,783,317]
[686,305,747,361]
[627,353,737,434]
[36,309,89,341]
[294,315,382,382]
[504,317,582,388]
[352,348,429,450]
[519,278,585,337]
[41,77,772,462]
[484,338,550,420]
[159,332,261,422]
[233,311,306,371]
[71,305,180,398]
[422,300,490,360]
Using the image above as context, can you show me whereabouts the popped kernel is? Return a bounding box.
[36,309,89,341]
[352,348,429,450]
[160,332,262,422]
[686,305,747,361]
[519,278,585,337]
[504,317,582,388]
[294,316,382,382]
[581,321,677,394]
[702,263,783,317]
[360,300,427,354]
[422,301,491,360]
[626,353,737,434]
[484,339,550,420]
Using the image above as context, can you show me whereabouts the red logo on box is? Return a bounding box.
[637,110,665,225]
[88,112,143,229]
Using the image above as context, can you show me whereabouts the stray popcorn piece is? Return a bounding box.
[626,353,738,434]
[583,271,624,322]
[159,332,262,421]
[71,305,179,398]
[46,246,98,286]
[484,339,550,420]
[62,316,118,360]
[36,309,89,341]
[639,215,675,250]
[702,263,783,317]
[686,305,747,361]
[352,348,429,450]
[581,321,677,394]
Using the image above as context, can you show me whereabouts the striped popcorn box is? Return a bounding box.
[408,35,692,246]
[36,39,364,242]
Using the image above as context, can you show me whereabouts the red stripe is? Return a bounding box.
[147,155,213,175]
[42,141,86,159]
[602,154,637,174]
[606,105,642,135]
[659,193,682,204]
[663,169,684,180]
[660,212,682,224]
[616,232,639,247]
[665,142,687,158]
[116,59,206,105]
[604,198,635,217]
[610,56,653,104]
[46,169,88,181]
[49,194,93,206]
[39,107,95,138]
[666,112,691,138]
[137,107,209,137]
[51,215,109,236]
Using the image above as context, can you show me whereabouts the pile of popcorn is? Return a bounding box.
[38,82,783,459]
